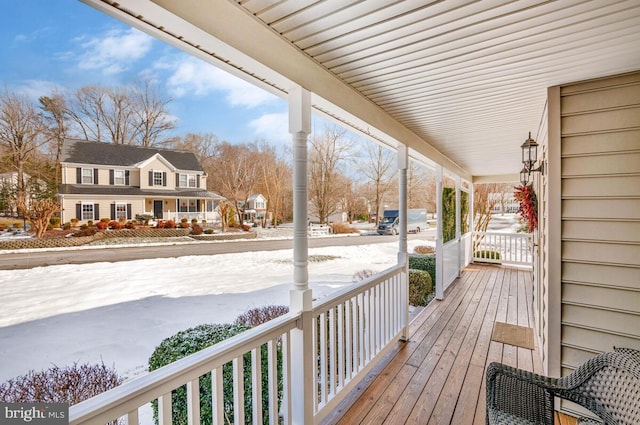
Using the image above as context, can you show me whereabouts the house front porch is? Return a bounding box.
[323,263,543,425]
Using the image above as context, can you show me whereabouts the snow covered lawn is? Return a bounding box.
[0,239,429,383]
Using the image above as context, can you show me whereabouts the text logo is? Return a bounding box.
[0,403,68,425]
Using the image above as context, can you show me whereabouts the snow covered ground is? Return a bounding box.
[0,237,431,384]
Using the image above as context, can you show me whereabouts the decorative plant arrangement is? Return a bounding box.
[514,184,538,232]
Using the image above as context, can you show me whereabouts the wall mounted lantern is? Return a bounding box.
[520,132,545,185]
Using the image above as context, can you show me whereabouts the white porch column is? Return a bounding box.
[435,165,444,300]
[288,85,314,425]
[397,144,409,340]
[455,175,462,276]
[397,145,408,263]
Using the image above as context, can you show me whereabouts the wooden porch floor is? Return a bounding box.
[323,264,543,425]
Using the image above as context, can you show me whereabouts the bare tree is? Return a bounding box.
[308,124,352,224]
[496,183,513,215]
[216,199,234,232]
[207,142,259,226]
[341,180,369,223]
[473,183,503,250]
[17,198,60,238]
[166,133,218,164]
[65,81,174,146]
[66,86,106,142]
[407,162,435,211]
[253,141,291,227]
[358,143,396,224]
[0,90,46,219]
[131,78,175,147]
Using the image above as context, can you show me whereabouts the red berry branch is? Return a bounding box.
[514,184,538,232]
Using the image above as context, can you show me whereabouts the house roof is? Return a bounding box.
[82,1,640,180]
[60,139,204,172]
[59,184,224,200]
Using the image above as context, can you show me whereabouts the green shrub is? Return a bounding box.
[474,250,501,262]
[408,269,433,306]
[148,323,282,425]
[204,228,214,234]
[49,216,61,228]
[408,253,436,284]
[0,362,121,405]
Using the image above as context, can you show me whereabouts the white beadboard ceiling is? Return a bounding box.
[83,0,640,180]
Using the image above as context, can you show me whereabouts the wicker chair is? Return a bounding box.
[486,349,640,425]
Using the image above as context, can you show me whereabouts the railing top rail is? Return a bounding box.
[312,264,404,313]
[69,313,299,424]
[473,231,532,237]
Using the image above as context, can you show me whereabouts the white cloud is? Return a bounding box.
[15,80,64,100]
[75,27,153,75]
[163,56,276,108]
[249,112,290,143]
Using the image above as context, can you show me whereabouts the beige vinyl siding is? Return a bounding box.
[60,197,146,224]
[558,71,640,379]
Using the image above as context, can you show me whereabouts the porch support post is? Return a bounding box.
[397,144,409,340]
[288,85,314,425]
[455,175,462,276]
[435,165,444,300]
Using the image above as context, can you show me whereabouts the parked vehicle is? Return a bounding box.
[377,209,427,235]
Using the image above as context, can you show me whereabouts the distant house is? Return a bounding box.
[243,193,268,224]
[58,139,224,224]
[0,171,34,217]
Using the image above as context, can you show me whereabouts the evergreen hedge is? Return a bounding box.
[408,253,436,284]
[148,323,282,425]
[408,269,433,306]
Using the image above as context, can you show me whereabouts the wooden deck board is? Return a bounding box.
[325,264,541,425]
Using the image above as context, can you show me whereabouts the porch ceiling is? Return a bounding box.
[83,0,640,180]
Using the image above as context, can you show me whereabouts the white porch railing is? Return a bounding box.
[68,264,407,425]
[312,264,407,422]
[472,232,533,266]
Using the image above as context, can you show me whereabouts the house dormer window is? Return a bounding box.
[153,171,163,186]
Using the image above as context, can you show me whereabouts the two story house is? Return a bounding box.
[242,193,268,224]
[58,139,224,224]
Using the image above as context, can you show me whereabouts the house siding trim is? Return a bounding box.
[549,71,640,388]
[547,85,563,378]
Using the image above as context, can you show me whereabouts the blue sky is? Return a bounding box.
[0,0,293,145]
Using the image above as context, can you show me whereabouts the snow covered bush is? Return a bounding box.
[408,269,433,306]
[352,269,375,282]
[235,305,289,328]
[414,245,435,255]
[0,362,121,405]
[148,323,282,425]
